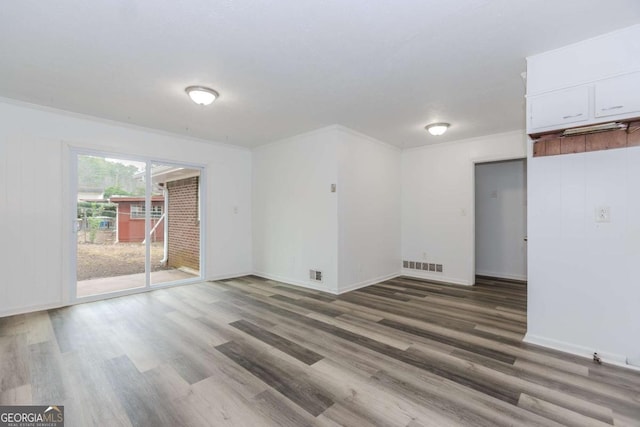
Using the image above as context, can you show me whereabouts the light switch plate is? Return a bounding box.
[595,206,611,223]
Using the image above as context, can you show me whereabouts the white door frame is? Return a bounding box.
[68,147,206,304]
[470,155,527,285]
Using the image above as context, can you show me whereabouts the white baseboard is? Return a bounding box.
[252,271,339,294]
[0,300,64,318]
[252,271,401,295]
[206,271,254,282]
[400,270,472,286]
[524,333,640,372]
[337,272,400,294]
[476,270,527,281]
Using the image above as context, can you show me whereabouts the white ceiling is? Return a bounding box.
[1,1,639,148]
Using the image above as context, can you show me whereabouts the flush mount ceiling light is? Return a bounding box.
[185,86,219,106]
[425,122,450,136]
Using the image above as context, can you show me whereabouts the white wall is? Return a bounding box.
[252,127,340,292]
[525,22,640,367]
[475,159,527,281]
[252,125,401,294]
[527,146,640,364]
[401,131,527,285]
[0,99,252,316]
[337,128,401,293]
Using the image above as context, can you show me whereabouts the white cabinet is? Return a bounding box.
[527,71,640,135]
[595,72,640,118]
[528,86,590,131]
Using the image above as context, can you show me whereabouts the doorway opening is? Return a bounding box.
[73,152,203,299]
[474,158,527,286]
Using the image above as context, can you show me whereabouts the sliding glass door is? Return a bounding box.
[73,152,203,299]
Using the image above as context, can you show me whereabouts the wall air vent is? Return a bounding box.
[562,122,627,137]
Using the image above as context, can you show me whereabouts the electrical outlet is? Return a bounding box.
[409,261,415,269]
[402,260,409,268]
[429,263,436,271]
[436,264,443,272]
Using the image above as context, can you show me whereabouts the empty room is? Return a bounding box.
[1,1,640,426]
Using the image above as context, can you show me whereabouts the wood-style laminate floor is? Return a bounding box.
[1,275,639,426]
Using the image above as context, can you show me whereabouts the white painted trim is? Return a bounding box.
[400,270,472,286]
[402,129,526,153]
[333,125,400,151]
[74,276,203,305]
[198,167,207,280]
[254,125,340,151]
[0,301,65,318]
[63,143,75,305]
[252,272,339,294]
[253,124,398,151]
[475,270,527,282]
[206,272,254,282]
[0,97,249,151]
[471,156,528,286]
[524,333,640,372]
[67,147,207,305]
[337,272,401,294]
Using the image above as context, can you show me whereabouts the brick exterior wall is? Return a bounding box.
[167,176,200,271]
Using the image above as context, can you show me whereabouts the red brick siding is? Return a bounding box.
[167,177,200,270]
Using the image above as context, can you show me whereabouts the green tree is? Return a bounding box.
[103,186,132,199]
[77,155,145,196]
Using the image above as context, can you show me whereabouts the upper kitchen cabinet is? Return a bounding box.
[528,86,589,132]
[594,72,640,118]
[526,24,640,136]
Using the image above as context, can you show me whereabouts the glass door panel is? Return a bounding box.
[149,163,201,286]
[76,155,147,297]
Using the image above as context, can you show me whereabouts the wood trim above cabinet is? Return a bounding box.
[533,140,546,157]
[586,129,627,152]
[628,121,640,147]
[560,135,585,154]
[533,120,640,158]
[545,138,561,156]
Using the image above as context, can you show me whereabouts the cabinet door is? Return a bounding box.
[595,72,640,118]
[529,86,590,131]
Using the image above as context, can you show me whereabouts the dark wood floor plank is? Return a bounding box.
[251,389,317,427]
[230,319,324,365]
[270,294,345,317]
[379,318,517,364]
[215,340,334,417]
